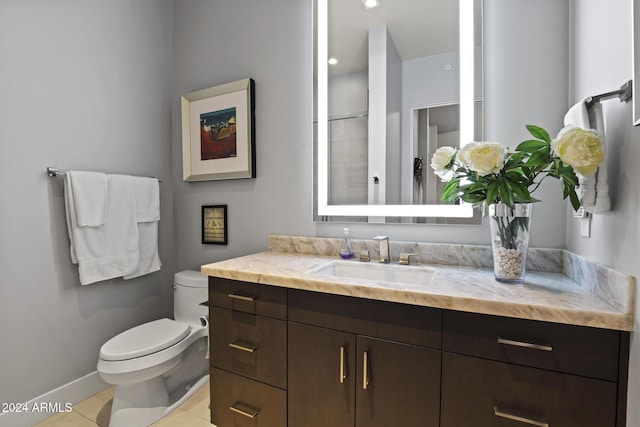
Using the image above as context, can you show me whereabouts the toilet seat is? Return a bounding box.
[100,318,191,361]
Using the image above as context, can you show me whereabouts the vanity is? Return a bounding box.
[202,236,635,427]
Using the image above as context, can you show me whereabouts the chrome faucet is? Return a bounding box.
[373,236,390,263]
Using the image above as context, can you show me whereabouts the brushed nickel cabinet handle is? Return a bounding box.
[363,351,370,390]
[229,402,259,419]
[227,293,256,302]
[229,341,258,353]
[497,337,553,352]
[494,406,549,427]
[339,346,347,383]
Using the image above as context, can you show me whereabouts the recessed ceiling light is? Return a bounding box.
[328,57,338,65]
[362,0,380,10]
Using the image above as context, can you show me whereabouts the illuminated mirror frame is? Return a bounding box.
[317,0,476,218]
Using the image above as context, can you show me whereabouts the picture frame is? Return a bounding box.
[182,78,256,181]
[202,205,228,245]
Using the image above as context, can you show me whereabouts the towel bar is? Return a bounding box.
[46,167,161,182]
[585,80,632,108]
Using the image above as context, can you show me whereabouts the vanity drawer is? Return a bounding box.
[210,306,287,389]
[443,310,620,381]
[288,289,442,349]
[441,352,617,427]
[210,367,286,427]
[209,277,287,320]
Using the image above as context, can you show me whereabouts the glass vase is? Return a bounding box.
[488,203,533,284]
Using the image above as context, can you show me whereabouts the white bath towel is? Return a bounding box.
[68,171,108,227]
[124,176,161,280]
[64,173,140,285]
[563,98,611,214]
[131,176,160,222]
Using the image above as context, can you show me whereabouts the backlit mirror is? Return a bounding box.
[314,0,483,223]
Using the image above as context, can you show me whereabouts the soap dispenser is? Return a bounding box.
[339,228,354,259]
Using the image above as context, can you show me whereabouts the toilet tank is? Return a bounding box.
[174,270,208,326]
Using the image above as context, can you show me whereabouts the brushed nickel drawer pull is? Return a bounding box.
[494,406,549,427]
[229,402,259,419]
[339,346,347,383]
[229,341,258,353]
[497,337,553,352]
[363,351,370,390]
[227,293,256,302]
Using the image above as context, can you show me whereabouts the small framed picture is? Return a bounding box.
[202,205,228,245]
[181,78,256,181]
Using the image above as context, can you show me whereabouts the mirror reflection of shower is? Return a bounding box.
[412,100,483,205]
[315,114,370,223]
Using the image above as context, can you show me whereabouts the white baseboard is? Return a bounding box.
[0,371,109,427]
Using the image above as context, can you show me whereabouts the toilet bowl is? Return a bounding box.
[97,271,209,427]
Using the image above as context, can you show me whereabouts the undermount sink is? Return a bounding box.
[310,260,434,286]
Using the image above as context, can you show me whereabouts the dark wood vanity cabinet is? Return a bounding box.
[208,277,630,427]
[441,311,629,427]
[441,353,618,427]
[208,277,288,427]
[287,290,442,427]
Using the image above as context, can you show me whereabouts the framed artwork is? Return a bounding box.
[182,78,256,181]
[202,205,228,245]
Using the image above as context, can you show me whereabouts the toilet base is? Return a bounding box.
[108,374,209,427]
[105,336,210,427]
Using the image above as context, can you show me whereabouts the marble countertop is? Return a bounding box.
[201,236,636,331]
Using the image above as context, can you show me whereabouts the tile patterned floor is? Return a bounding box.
[33,381,212,427]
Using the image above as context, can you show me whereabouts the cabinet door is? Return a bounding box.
[356,336,441,427]
[441,352,617,427]
[288,322,356,427]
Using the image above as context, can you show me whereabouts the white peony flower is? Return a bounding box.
[466,142,507,176]
[551,126,604,176]
[457,142,477,166]
[430,146,457,182]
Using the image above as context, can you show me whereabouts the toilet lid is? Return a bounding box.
[100,318,191,361]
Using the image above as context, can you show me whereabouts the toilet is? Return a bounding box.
[97,271,209,427]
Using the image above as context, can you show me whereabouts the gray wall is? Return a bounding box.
[171,0,315,271]
[566,0,639,423]
[0,0,174,405]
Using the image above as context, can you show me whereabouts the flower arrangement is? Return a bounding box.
[430,124,605,211]
[430,124,605,283]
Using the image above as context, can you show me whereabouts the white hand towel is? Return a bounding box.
[64,173,79,264]
[563,98,611,214]
[69,171,108,227]
[586,102,611,213]
[64,174,140,285]
[124,176,161,280]
[131,176,160,222]
[564,97,590,129]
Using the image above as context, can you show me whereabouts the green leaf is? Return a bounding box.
[560,172,578,188]
[508,151,529,163]
[440,179,461,202]
[486,181,499,205]
[526,150,552,168]
[560,179,571,198]
[568,188,581,211]
[526,125,551,143]
[505,170,527,180]
[499,180,514,207]
[508,178,531,201]
[515,139,548,153]
[462,193,485,204]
